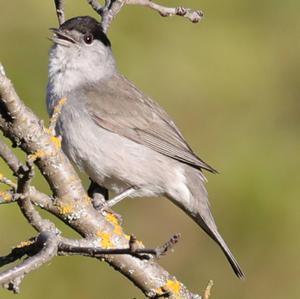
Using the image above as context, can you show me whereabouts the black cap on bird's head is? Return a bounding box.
[51,16,111,47]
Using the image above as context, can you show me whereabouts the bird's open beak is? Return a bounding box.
[49,28,77,46]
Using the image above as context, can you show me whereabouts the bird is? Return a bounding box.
[46,15,244,278]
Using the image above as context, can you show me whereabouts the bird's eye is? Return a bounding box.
[84,33,94,44]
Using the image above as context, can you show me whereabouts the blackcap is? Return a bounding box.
[46,16,244,278]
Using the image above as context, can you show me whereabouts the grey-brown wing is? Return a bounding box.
[84,74,217,173]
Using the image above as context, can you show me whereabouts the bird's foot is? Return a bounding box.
[87,181,136,223]
[87,181,123,223]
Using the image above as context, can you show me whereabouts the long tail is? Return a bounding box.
[194,212,245,279]
[169,168,245,279]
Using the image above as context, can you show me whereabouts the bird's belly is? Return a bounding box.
[58,114,177,197]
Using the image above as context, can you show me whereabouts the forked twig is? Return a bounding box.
[85,0,204,33]
[0,231,180,294]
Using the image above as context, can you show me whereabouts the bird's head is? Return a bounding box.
[48,16,116,91]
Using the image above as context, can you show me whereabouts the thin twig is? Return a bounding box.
[16,161,56,233]
[154,233,181,258]
[0,186,56,214]
[48,97,66,135]
[0,137,56,209]
[29,187,56,210]
[86,0,104,15]
[99,0,203,33]
[100,0,127,33]
[0,139,22,175]
[0,238,36,268]
[58,233,180,259]
[54,0,65,25]
[0,190,14,204]
[0,174,16,189]
[0,120,56,212]
[0,232,58,293]
[127,0,203,23]
[0,231,180,295]
[204,280,214,299]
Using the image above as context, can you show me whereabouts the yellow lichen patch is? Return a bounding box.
[50,135,61,149]
[0,191,12,202]
[154,287,165,296]
[105,213,120,226]
[28,150,46,161]
[96,231,114,249]
[165,279,181,295]
[104,213,124,236]
[15,240,34,248]
[113,224,123,236]
[0,173,3,180]
[124,234,131,240]
[57,203,74,215]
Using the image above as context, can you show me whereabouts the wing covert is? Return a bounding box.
[83,74,217,173]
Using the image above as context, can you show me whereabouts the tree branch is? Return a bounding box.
[0,173,16,189]
[0,232,181,295]
[0,238,36,268]
[99,0,126,33]
[54,0,65,25]
[58,233,180,259]
[0,0,207,296]
[48,97,66,135]
[126,0,204,23]
[0,232,58,294]
[84,0,203,33]
[87,0,104,15]
[0,139,22,175]
[0,190,14,203]
[0,65,200,298]
[0,137,57,211]
[204,280,214,299]
[16,161,57,233]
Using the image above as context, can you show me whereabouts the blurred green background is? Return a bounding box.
[1,0,299,298]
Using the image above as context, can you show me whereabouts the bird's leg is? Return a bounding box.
[87,180,109,210]
[87,179,124,223]
[106,187,136,208]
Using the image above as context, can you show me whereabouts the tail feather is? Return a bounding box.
[195,215,245,279]
[169,167,245,279]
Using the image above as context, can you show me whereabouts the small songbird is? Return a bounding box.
[46,16,244,278]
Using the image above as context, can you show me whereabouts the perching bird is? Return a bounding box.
[46,16,244,278]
